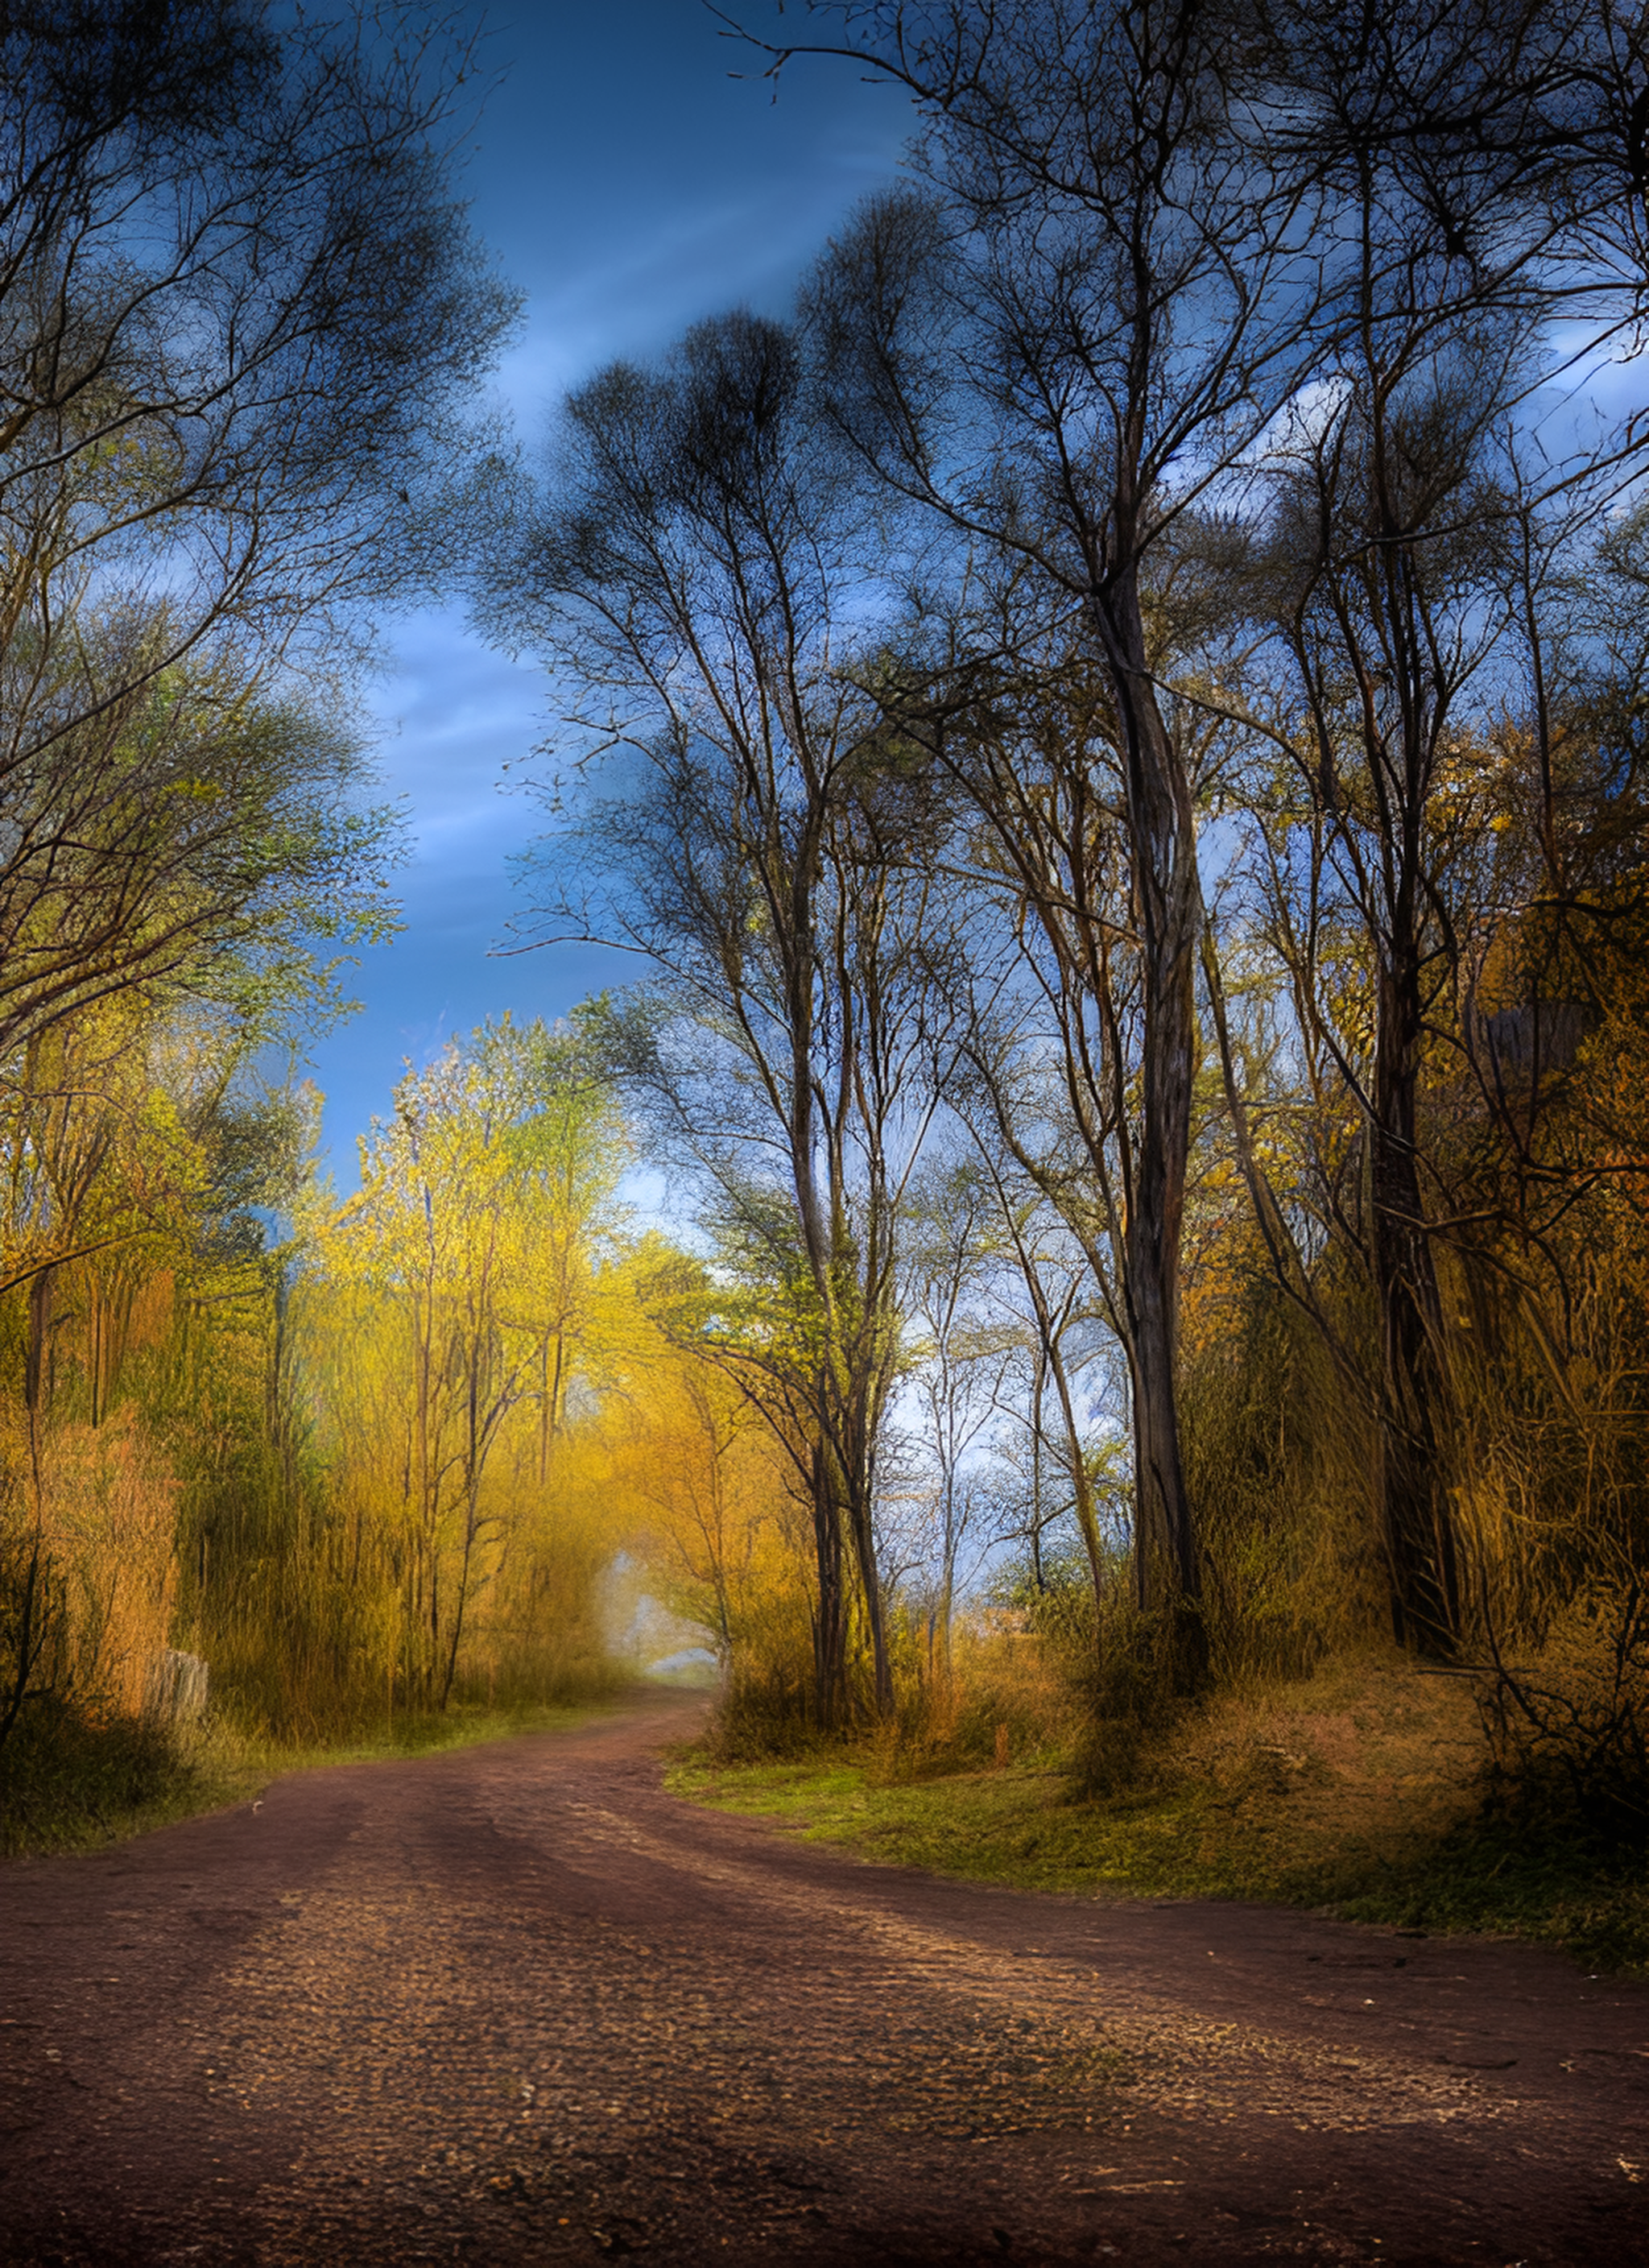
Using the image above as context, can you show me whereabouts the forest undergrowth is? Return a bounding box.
[673,1635,1649,1978]
[0,1691,625,1861]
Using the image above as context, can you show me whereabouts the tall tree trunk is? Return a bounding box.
[844,1466,893,1717]
[1093,579,1203,1641]
[1371,953,1461,1655]
[442,1347,486,1712]
[810,1442,849,1731]
[1055,1366,1108,1620]
[837,1326,893,1716]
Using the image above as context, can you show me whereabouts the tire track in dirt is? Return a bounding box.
[1,1692,1644,2264]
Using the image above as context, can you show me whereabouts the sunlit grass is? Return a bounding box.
[670,1652,1649,1976]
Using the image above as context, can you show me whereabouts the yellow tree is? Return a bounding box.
[312,1017,629,1707]
[0,993,305,1744]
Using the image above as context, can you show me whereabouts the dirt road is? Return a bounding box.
[1,1693,1644,2265]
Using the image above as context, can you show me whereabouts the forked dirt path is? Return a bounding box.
[2,1692,1645,2266]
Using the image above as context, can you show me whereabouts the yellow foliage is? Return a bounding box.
[35,1410,178,1715]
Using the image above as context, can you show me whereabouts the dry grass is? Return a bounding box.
[673,1643,1649,1974]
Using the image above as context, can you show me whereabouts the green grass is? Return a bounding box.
[667,1750,1365,1902]
[251,1694,624,1775]
[668,1673,1649,1976]
[0,1690,628,1859]
[1328,1808,1649,1975]
[0,1699,224,1858]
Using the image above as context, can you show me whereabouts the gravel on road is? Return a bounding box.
[2,1691,1644,2265]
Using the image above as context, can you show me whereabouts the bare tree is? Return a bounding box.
[900,1156,1015,1678]
[891,615,1242,1622]
[489,313,954,1727]
[752,0,1346,1653]
[965,1128,1125,1617]
[727,0,1649,1674]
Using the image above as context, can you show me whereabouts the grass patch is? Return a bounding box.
[668,1650,1649,1975]
[0,1698,225,1859]
[0,1689,630,1860]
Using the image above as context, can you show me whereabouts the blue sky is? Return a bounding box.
[305,2,910,1182]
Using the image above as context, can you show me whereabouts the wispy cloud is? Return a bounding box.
[303,3,907,1180]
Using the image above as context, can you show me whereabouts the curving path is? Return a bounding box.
[1,1691,1644,2265]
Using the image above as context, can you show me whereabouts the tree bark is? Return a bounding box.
[809,1443,849,1732]
[1371,953,1461,1655]
[1090,579,1203,1631]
